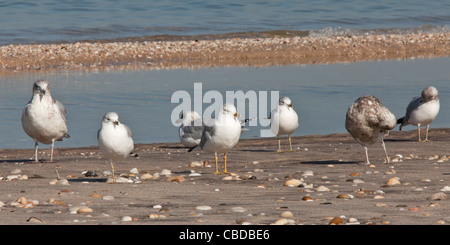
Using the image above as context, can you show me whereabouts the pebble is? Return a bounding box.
[336,194,353,199]
[122,216,133,222]
[196,205,212,211]
[231,207,246,213]
[280,211,293,218]
[272,218,295,225]
[284,179,302,187]
[328,216,343,225]
[428,192,447,201]
[129,168,139,174]
[166,176,186,182]
[102,195,114,201]
[160,169,172,176]
[140,173,153,180]
[316,186,330,192]
[385,177,401,185]
[440,186,450,192]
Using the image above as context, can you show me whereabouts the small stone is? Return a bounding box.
[122,216,133,222]
[336,194,353,199]
[302,170,314,177]
[329,217,343,225]
[316,185,330,192]
[302,196,314,201]
[166,176,186,182]
[353,179,365,184]
[140,173,153,180]
[160,169,172,176]
[27,217,43,223]
[196,205,212,211]
[374,195,384,199]
[284,179,302,187]
[77,207,93,213]
[129,168,139,174]
[272,218,289,225]
[10,169,22,175]
[441,186,450,192]
[349,172,360,176]
[231,207,246,213]
[280,211,293,218]
[189,161,204,167]
[386,177,401,185]
[428,192,447,201]
[102,195,114,201]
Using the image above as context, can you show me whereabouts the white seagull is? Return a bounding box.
[345,95,397,164]
[177,110,204,148]
[189,104,241,175]
[21,80,70,162]
[269,96,299,152]
[97,112,134,182]
[397,86,440,142]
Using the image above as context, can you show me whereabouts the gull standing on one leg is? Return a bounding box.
[189,104,241,175]
[345,95,397,164]
[21,80,70,162]
[97,112,134,182]
[397,86,440,142]
[269,96,299,153]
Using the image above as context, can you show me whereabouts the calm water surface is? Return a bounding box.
[0,0,449,45]
[1,57,449,149]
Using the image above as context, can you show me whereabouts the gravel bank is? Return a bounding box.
[1,32,449,72]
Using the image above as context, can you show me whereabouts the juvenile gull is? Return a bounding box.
[21,80,70,162]
[269,96,299,152]
[397,86,440,142]
[189,104,241,175]
[345,95,397,164]
[177,110,203,148]
[97,112,134,182]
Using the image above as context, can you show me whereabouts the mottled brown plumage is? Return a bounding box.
[345,95,397,164]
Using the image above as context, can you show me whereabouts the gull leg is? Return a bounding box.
[214,153,220,175]
[223,153,231,175]
[50,139,55,162]
[382,140,390,164]
[288,136,294,152]
[417,125,422,142]
[34,141,39,163]
[110,159,116,182]
[364,146,370,165]
[424,125,430,142]
[276,138,283,153]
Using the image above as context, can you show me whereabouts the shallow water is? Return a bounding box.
[1,57,449,149]
[0,0,449,45]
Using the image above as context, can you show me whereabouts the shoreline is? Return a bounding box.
[0,32,449,73]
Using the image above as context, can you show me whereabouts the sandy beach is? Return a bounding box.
[1,31,450,228]
[1,128,450,226]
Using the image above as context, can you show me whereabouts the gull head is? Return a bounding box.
[102,112,120,127]
[421,86,439,102]
[221,104,240,118]
[32,80,50,101]
[279,96,293,108]
[177,110,201,124]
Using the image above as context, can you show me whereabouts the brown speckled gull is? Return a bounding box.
[345,95,397,164]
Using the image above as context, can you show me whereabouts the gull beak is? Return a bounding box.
[113,121,119,127]
[39,90,45,102]
[234,112,240,118]
[288,104,293,108]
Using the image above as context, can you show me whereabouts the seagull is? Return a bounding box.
[345,95,397,164]
[21,80,70,162]
[189,104,241,175]
[269,96,299,152]
[397,86,440,142]
[177,110,204,148]
[97,112,134,182]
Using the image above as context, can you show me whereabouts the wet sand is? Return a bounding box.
[1,128,450,225]
[0,32,449,72]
